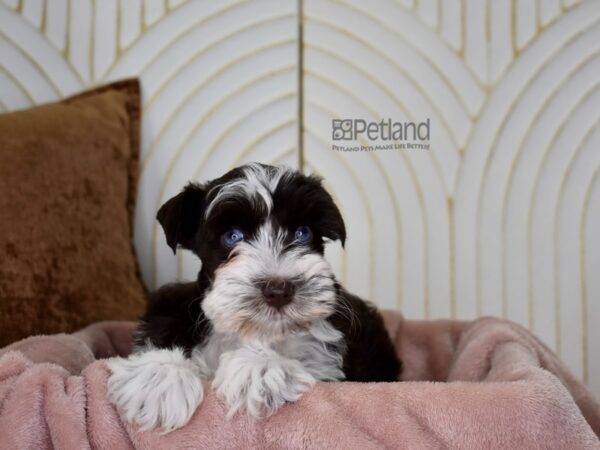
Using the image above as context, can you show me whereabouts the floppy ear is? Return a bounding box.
[156,183,205,254]
[315,186,346,247]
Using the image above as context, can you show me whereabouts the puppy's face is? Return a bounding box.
[157,163,346,341]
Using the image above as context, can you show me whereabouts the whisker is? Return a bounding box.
[335,294,359,335]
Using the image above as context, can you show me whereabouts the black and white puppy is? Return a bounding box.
[108,163,400,432]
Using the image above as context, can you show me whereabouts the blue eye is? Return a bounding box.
[222,228,244,248]
[295,226,313,243]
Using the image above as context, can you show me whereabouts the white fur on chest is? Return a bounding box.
[192,319,346,382]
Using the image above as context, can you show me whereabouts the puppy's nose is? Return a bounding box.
[262,278,295,308]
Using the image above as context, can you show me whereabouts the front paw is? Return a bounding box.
[107,347,204,432]
[212,345,315,418]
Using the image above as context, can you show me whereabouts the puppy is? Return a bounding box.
[108,163,400,432]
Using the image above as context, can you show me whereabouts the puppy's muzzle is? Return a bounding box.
[261,278,295,308]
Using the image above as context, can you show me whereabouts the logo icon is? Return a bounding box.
[332,119,353,140]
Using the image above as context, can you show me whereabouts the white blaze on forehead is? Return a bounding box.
[252,221,287,259]
[204,163,292,219]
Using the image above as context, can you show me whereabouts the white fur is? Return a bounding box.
[107,346,205,432]
[209,319,343,418]
[278,319,346,382]
[204,163,291,219]
[212,344,315,418]
[107,320,345,430]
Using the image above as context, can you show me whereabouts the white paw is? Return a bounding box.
[107,347,204,432]
[212,345,315,418]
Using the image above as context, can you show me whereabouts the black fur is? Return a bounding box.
[134,281,206,354]
[329,287,401,381]
[136,164,401,382]
[156,183,205,254]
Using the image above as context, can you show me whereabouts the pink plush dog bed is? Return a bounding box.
[0,312,599,449]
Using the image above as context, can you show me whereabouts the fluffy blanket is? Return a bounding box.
[0,313,598,449]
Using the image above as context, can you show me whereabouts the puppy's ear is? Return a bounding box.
[157,183,205,254]
[315,186,346,247]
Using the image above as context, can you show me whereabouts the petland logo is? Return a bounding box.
[331,118,431,152]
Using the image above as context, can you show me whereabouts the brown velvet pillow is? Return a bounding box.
[0,79,146,346]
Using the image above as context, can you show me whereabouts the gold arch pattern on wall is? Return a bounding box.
[1,0,599,397]
[302,0,598,396]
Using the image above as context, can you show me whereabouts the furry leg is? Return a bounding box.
[107,347,207,432]
[212,343,315,418]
